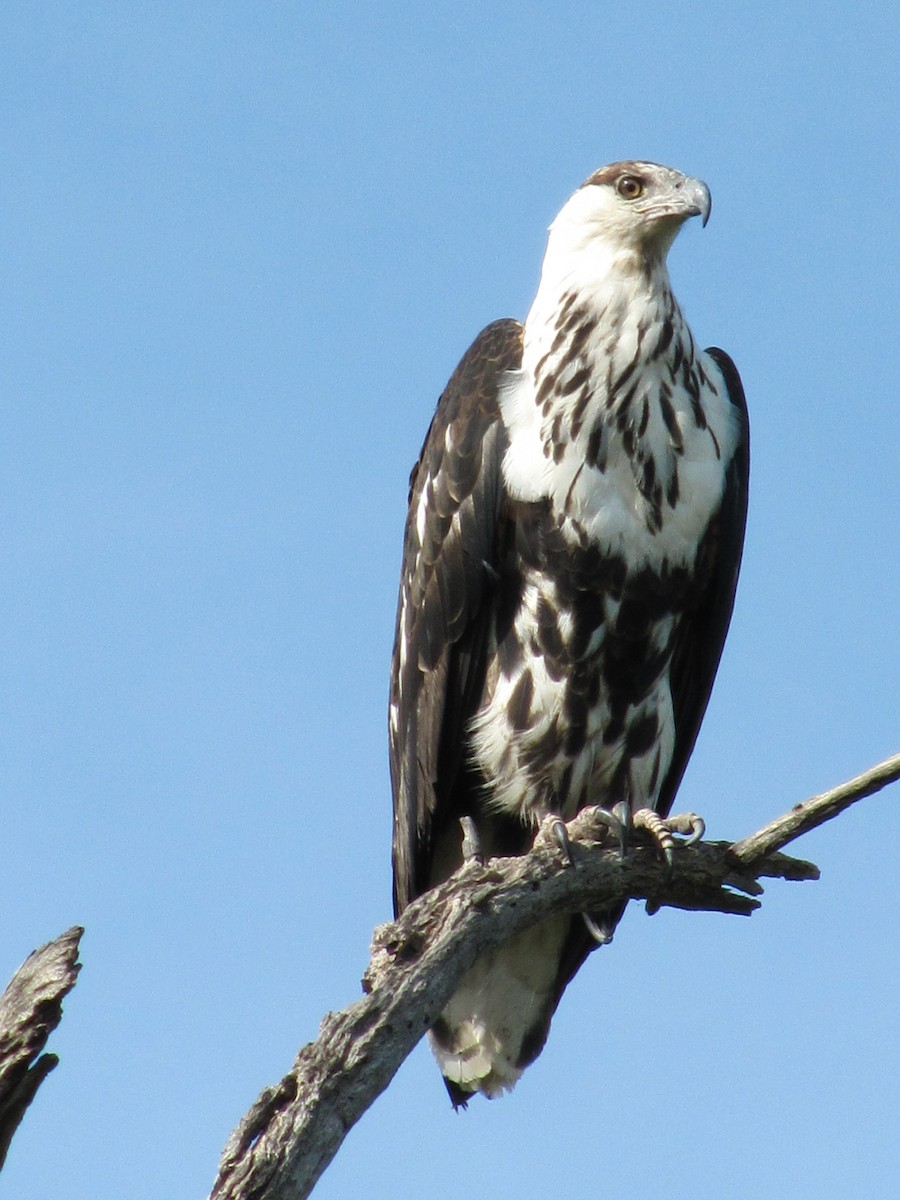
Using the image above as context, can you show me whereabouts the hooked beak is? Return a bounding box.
[684,177,712,227]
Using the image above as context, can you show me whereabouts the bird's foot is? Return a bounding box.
[537,803,632,863]
[573,803,629,854]
[633,807,705,871]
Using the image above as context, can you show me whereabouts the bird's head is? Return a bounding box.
[545,160,711,276]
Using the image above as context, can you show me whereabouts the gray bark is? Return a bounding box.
[208,752,900,1199]
[0,926,83,1169]
[211,745,900,1200]
[2,754,898,1194]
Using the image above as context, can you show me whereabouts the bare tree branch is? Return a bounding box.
[0,927,83,1170]
[3,759,895,1195]
[210,829,813,1200]
[730,750,900,865]
[210,752,900,1200]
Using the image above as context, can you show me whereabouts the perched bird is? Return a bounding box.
[389,161,749,1105]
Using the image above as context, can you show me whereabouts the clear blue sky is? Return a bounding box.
[2,3,898,1197]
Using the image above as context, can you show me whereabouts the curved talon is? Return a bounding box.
[633,808,705,867]
[582,914,614,945]
[611,801,631,846]
[552,818,573,864]
[656,839,675,878]
[588,805,628,855]
[538,815,573,864]
[633,808,676,866]
[684,814,705,846]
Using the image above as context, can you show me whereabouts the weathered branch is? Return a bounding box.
[2,763,893,1194]
[211,829,813,1200]
[210,752,900,1200]
[730,750,900,864]
[0,927,83,1170]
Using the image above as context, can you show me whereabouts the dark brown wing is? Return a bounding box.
[389,319,525,915]
[658,346,749,815]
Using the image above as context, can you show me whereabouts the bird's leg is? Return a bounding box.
[633,808,705,871]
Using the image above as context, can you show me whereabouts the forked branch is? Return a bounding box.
[209,752,900,1200]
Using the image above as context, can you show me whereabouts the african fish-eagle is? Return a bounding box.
[389,161,749,1104]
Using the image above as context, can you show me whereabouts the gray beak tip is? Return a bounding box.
[698,182,712,227]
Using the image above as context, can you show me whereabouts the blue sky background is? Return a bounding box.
[2,3,898,1197]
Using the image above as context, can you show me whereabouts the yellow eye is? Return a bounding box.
[616,175,644,200]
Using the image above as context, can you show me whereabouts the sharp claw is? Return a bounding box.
[537,814,574,863]
[633,807,706,866]
[611,800,630,838]
[633,807,674,865]
[582,914,614,945]
[551,817,574,865]
[685,815,706,846]
[590,806,628,855]
[664,811,706,844]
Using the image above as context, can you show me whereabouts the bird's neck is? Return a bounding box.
[498,242,698,548]
[529,227,669,311]
[521,247,678,399]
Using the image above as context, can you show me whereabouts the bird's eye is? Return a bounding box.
[616,175,644,200]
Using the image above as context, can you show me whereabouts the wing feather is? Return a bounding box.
[659,346,749,813]
[390,318,525,914]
